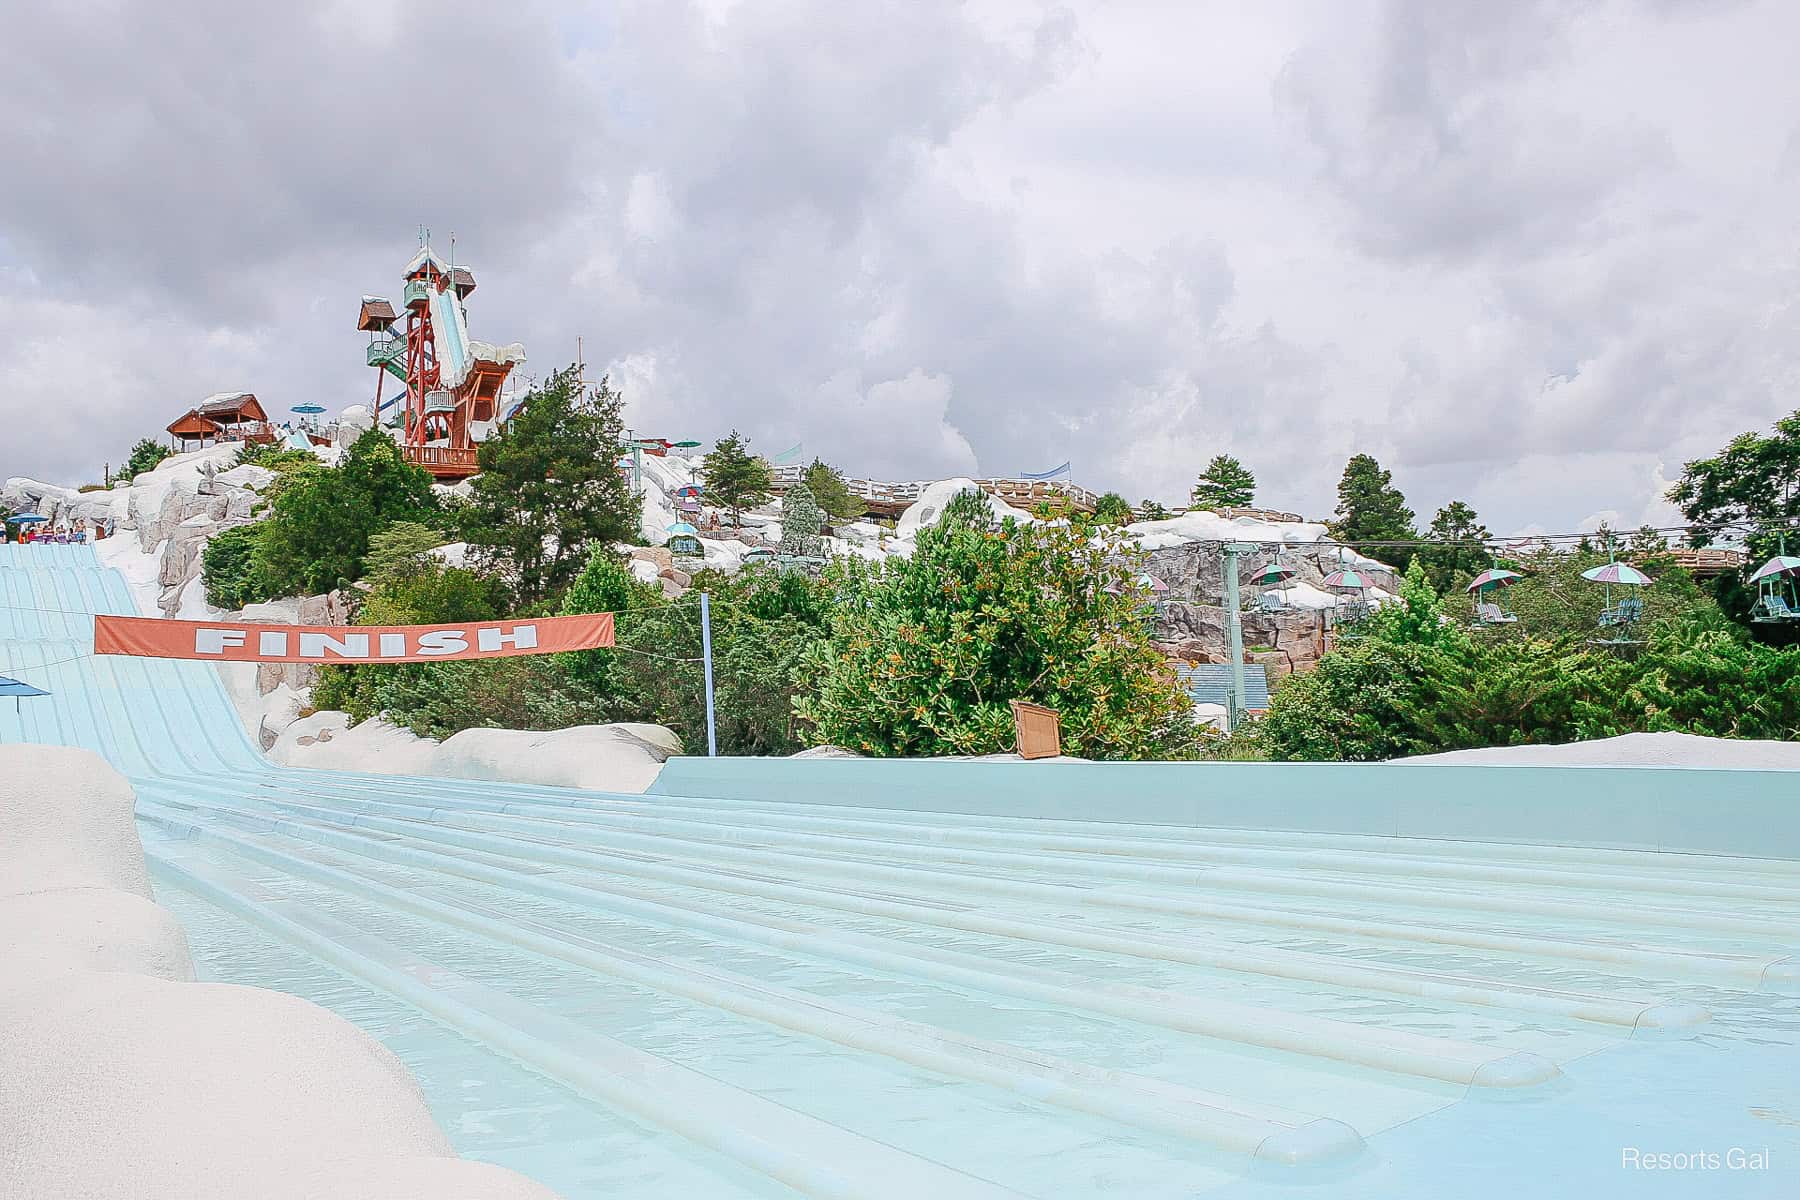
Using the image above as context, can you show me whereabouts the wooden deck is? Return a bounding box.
[405,444,480,479]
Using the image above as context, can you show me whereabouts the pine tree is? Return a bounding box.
[462,366,641,606]
[1190,455,1256,510]
[780,482,825,557]
[1417,500,1492,593]
[124,438,173,479]
[803,458,864,522]
[1138,499,1170,521]
[705,430,774,526]
[1331,453,1417,574]
[1091,492,1134,526]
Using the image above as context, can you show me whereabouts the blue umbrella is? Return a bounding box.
[6,513,47,524]
[291,404,327,415]
[0,675,50,714]
[667,521,699,536]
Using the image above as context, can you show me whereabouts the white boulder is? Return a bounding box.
[895,479,1035,539]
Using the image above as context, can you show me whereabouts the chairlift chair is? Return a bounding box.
[1748,539,1800,624]
[1465,568,1523,627]
[1581,558,1652,646]
[1249,561,1295,614]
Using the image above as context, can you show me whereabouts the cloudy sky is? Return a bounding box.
[3,0,1797,534]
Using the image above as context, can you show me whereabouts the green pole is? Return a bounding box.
[1223,542,1253,731]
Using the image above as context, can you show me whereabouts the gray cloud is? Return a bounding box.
[4,0,1798,538]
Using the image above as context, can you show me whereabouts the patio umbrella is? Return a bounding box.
[1581,562,1653,586]
[1321,568,1367,589]
[667,522,699,536]
[1137,573,1169,593]
[6,513,47,525]
[0,675,49,714]
[1466,568,1523,593]
[675,485,702,499]
[290,403,326,415]
[1748,555,1800,584]
[1252,563,1296,586]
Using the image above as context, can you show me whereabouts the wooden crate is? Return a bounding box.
[1009,700,1062,760]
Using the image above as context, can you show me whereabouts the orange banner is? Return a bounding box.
[94,612,615,664]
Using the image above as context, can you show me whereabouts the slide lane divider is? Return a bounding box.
[219,769,1800,940]
[136,799,1364,1165]
[148,781,1741,1018]
[288,779,1800,903]
[136,786,1565,1089]
[196,773,1800,989]
[145,843,1030,1200]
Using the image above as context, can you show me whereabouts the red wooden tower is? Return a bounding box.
[358,242,524,481]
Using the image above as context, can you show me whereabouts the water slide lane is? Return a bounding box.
[4,544,1797,1198]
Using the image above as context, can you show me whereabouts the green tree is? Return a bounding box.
[124,438,174,479]
[1668,410,1800,549]
[462,366,641,607]
[803,458,864,522]
[1190,455,1256,510]
[557,546,660,695]
[1416,500,1492,593]
[1331,453,1417,574]
[705,430,774,526]
[1258,639,1433,761]
[362,521,451,587]
[1091,492,1134,526]
[606,569,832,755]
[201,525,272,609]
[780,482,825,557]
[1138,499,1170,521]
[796,490,1202,759]
[253,427,437,596]
[311,561,516,732]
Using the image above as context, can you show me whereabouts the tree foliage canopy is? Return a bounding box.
[1416,500,1493,593]
[462,366,640,607]
[1330,453,1417,573]
[797,491,1202,759]
[250,427,437,597]
[803,458,864,522]
[780,483,825,557]
[1254,561,1800,760]
[1190,455,1256,510]
[124,438,174,480]
[704,430,774,525]
[1091,492,1134,526]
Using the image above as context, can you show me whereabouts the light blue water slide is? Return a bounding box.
[3,543,1797,1199]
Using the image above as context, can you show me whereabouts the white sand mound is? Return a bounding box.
[434,723,683,792]
[291,1157,565,1200]
[0,889,194,985]
[0,972,457,1199]
[0,745,149,899]
[272,715,681,793]
[1394,731,1800,770]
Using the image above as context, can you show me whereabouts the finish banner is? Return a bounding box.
[93,613,615,665]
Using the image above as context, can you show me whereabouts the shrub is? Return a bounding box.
[796,490,1202,760]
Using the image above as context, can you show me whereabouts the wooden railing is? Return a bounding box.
[404,444,480,477]
[767,467,1097,513]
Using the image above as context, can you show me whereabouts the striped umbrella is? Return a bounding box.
[1252,563,1296,586]
[1137,573,1169,593]
[1465,568,1523,593]
[1748,555,1800,584]
[1581,562,1653,586]
[1322,568,1367,590]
